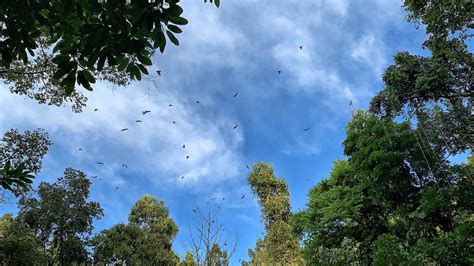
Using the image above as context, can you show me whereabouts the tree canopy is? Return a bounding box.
[0,0,219,112]
[370,0,473,154]
[294,112,473,264]
[293,3,473,256]
[246,162,303,264]
[0,213,44,264]
[0,129,51,196]
[92,194,179,264]
[12,168,102,264]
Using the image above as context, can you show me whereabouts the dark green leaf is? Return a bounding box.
[166,31,180,46]
[169,16,188,25]
[137,54,152,66]
[158,31,167,53]
[82,69,96,83]
[117,57,130,71]
[131,65,142,81]
[62,72,77,95]
[137,64,149,75]
[166,5,184,17]
[97,55,107,71]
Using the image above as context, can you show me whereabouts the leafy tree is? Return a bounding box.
[92,223,141,264]
[370,0,473,155]
[16,168,103,264]
[128,194,179,264]
[0,0,219,110]
[247,162,303,264]
[0,213,44,265]
[298,2,473,262]
[92,194,179,265]
[0,128,51,195]
[207,243,229,266]
[294,112,473,264]
[178,251,197,266]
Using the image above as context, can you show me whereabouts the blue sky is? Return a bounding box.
[0,0,430,263]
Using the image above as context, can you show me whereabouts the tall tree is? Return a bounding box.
[92,223,142,264]
[92,194,179,265]
[0,128,51,195]
[294,112,473,264]
[370,0,473,154]
[247,162,303,264]
[0,213,44,264]
[0,0,219,110]
[16,168,103,264]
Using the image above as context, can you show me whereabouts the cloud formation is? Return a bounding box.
[0,85,244,188]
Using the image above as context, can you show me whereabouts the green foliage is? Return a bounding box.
[0,162,34,192]
[0,0,220,109]
[310,238,362,266]
[247,162,303,264]
[92,223,141,264]
[0,128,51,195]
[372,234,408,265]
[404,0,473,43]
[207,243,229,266]
[204,0,221,8]
[342,3,474,263]
[178,251,197,266]
[248,162,292,230]
[370,0,473,155]
[0,213,44,265]
[92,194,179,265]
[295,113,473,264]
[293,159,367,263]
[16,168,103,264]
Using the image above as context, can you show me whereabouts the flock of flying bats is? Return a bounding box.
[76,45,354,203]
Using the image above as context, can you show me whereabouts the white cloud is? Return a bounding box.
[0,0,414,200]
[351,33,387,77]
[0,83,244,190]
